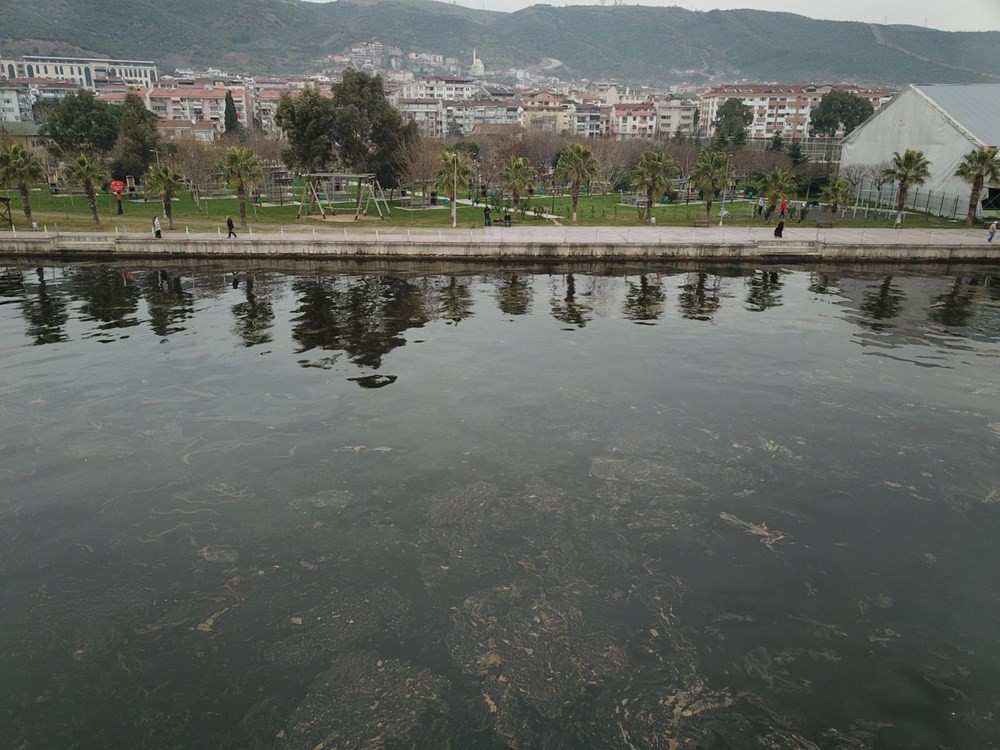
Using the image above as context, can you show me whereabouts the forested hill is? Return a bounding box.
[3,0,998,85]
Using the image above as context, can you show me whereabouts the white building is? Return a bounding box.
[655,97,698,138]
[400,77,478,101]
[0,56,158,90]
[699,84,895,140]
[840,84,1000,218]
[0,83,33,122]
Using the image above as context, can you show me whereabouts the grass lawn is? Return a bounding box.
[2,187,966,233]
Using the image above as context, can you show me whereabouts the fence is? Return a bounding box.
[853,179,966,221]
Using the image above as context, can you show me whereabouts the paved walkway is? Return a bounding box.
[1,226,993,247]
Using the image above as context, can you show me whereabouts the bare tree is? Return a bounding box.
[400,135,443,196]
[662,142,700,179]
[840,162,869,190]
[166,139,223,206]
[592,139,645,194]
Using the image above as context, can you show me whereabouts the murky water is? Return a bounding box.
[1,260,999,749]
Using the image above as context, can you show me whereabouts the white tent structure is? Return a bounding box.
[841,84,1000,219]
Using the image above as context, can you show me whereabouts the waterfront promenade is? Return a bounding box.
[0,226,997,262]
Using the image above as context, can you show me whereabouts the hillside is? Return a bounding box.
[3,0,998,85]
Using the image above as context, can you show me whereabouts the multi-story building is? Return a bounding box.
[698,83,896,139]
[443,100,523,137]
[145,86,251,130]
[571,107,605,139]
[655,97,698,138]
[0,55,158,89]
[0,83,33,122]
[397,98,446,138]
[400,77,478,101]
[607,102,658,140]
[521,91,573,133]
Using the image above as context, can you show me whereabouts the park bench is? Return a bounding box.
[692,218,710,227]
[815,220,834,228]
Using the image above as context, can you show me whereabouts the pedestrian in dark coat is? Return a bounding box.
[774,221,785,238]
[226,216,237,238]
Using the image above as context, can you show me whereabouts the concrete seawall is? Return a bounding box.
[1,227,998,263]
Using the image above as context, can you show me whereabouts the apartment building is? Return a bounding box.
[655,97,698,137]
[571,107,605,139]
[444,100,522,137]
[698,84,895,139]
[400,77,478,101]
[397,98,446,138]
[0,83,33,122]
[521,91,573,133]
[0,55,158,89]
[145,86,250,129]
[607,102,658,140]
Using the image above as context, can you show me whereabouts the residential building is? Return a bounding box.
[0,83,33,122]
[698,83,895,139]
[571,107,605,139]
[0,121,48,154]
[397,98,446,138]
[156,119,219,142]
[444,100,523,137]
[0,55,158,89]
[401,77,478,101]
[521,91,573,133]
[655,97,697,138]
[841,84,1000,218]
[607,102,658,140]
[145,86,251,130]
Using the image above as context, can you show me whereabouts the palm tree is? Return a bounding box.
[0,144,45,229]
[882,149,932,226]
[144,165,186,230]
[499,156,534,212]
[757,167,797,221]
[64,153,109,228]
[221,147,262,230]
[954,146,1000,227]
[554,143,597,224]
[630,151,677,223]
[434,150,473,228]
[689,150,728,218]
[820,177,855,222]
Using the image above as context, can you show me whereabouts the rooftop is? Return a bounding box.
[913,84,1000,148]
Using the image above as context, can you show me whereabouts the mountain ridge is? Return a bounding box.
[2,0,997,85]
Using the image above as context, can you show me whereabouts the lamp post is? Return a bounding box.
[150,149,160,168]
[719,152,732,226]
[452,152,457,228]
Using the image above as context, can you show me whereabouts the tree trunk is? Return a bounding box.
[238,183,248,229]
[450,190,457,228]
[895,183,908,226]
[571,183,579,224]
[705,195,713,218]
[513,189,520,211]
[164,198,174,230]
[646,187,653,222]
[966,176,983,227]
[85,185,100,227]
[18,183,33,228]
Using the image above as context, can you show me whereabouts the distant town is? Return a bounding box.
[0,47,895,143]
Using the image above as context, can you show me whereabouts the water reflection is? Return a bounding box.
[2,260,1000,749]
[677,272,722,321]
[623,274,665,323]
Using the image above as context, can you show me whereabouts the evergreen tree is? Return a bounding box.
[809,91,874,137]
[768,133,784,152]
[110,92,161,180]
[712,98,752,146]
[274,87,337,173]
[39,90,120,158]
[224,90,241,134]
[786,141,808,167]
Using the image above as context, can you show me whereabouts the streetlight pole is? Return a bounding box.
[452,152,457,228]
[150,149,160,168]
[719,153,732,226]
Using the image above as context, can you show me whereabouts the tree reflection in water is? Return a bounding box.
[622,274,665,324]
[549,273,591,329]
[859,276,905,330]
[292,274,429,371]
[435,276,474,325]
[745,270,784,312]
[929,277,977,328]
[69,266,141,331]
[21,272,69,345]
[677,272,722,321]
[143,271,196,338]
[494,273,533,317]
[231,273,275,347]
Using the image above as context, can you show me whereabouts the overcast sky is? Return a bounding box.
[312,0,1000,31]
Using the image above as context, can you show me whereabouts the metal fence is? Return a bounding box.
[852,180,966,221]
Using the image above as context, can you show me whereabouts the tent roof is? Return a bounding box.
[913,84,1000,148]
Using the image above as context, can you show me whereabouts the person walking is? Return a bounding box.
[152,215,162,239]
[484,205,492,227]
[989,220,997,243]
[779,199,788,219]
[757,197,765,217]
[226,215,237,238]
